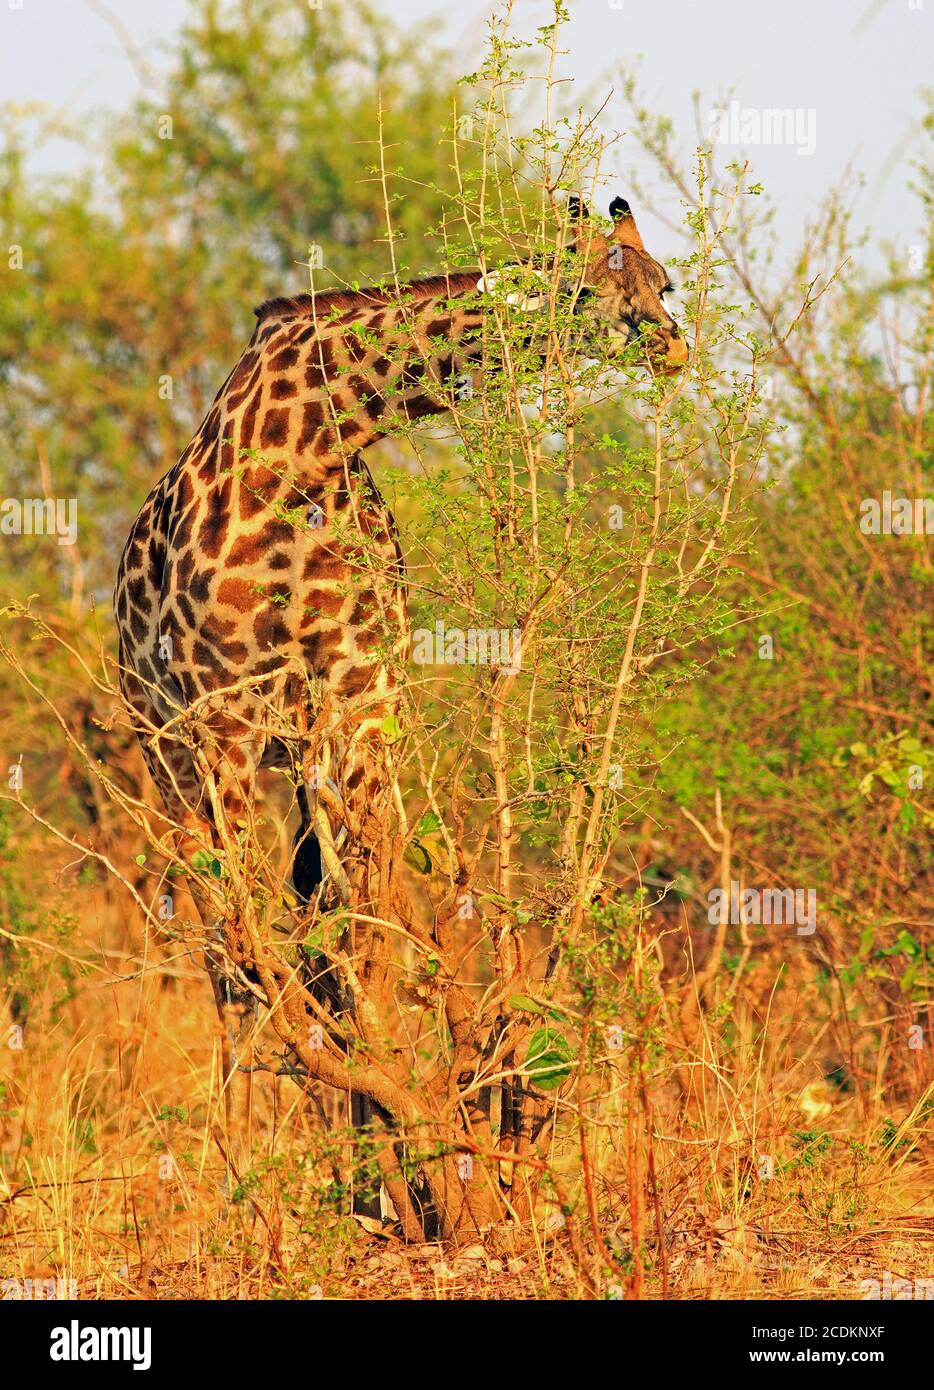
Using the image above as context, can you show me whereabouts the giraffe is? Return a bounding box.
[114,195,687,1206]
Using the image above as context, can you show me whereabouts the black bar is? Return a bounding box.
[2,1296,923,1375]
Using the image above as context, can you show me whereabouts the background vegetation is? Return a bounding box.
[0,0,931,1298]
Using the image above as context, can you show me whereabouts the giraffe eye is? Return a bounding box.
[661,281,675,297]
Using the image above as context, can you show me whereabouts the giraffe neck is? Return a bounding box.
[212,273,490,479]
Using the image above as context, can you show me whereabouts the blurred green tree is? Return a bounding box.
[0,0,475,602]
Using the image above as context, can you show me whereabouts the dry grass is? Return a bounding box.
[2,876,931,1302]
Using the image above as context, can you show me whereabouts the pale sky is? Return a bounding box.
[1,0,930,271]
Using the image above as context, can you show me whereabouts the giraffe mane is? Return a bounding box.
[254,273,482,323]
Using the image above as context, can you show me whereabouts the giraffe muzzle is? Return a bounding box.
[654,329,690,375]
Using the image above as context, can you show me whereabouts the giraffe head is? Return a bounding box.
[565,195,689,375]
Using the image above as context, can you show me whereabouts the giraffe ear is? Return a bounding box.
[567,194,589,224]
[565,195,607,259]
[608,196,647,251]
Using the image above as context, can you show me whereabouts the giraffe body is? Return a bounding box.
[114,201,687,1200]
[115,274,486,880]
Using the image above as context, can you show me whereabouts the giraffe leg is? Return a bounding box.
[125,703,257,1176]
[309,706,437,1232]
[292,784,383,1218]
[186,717,272,1172]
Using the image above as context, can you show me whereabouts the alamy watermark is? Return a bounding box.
[411,621,522,673]
[860,1270,934,1300]
[708,880,816,936]
[859,491,934,535]
[707,101,817,157]
[50,1320,151,1370]
[2,1276,78,1299]
[0,497,77,546]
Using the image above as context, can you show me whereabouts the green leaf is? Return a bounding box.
[509,993,543,1015]
[416,811,442,837]
[135,853,147,866]
[381,713,403,744]
[302,924,325,958]
[877,930,921,960]
[525,1027,573,1090]
[479,889,512,909]
[404,840,432,874]
[900,962,919,993]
